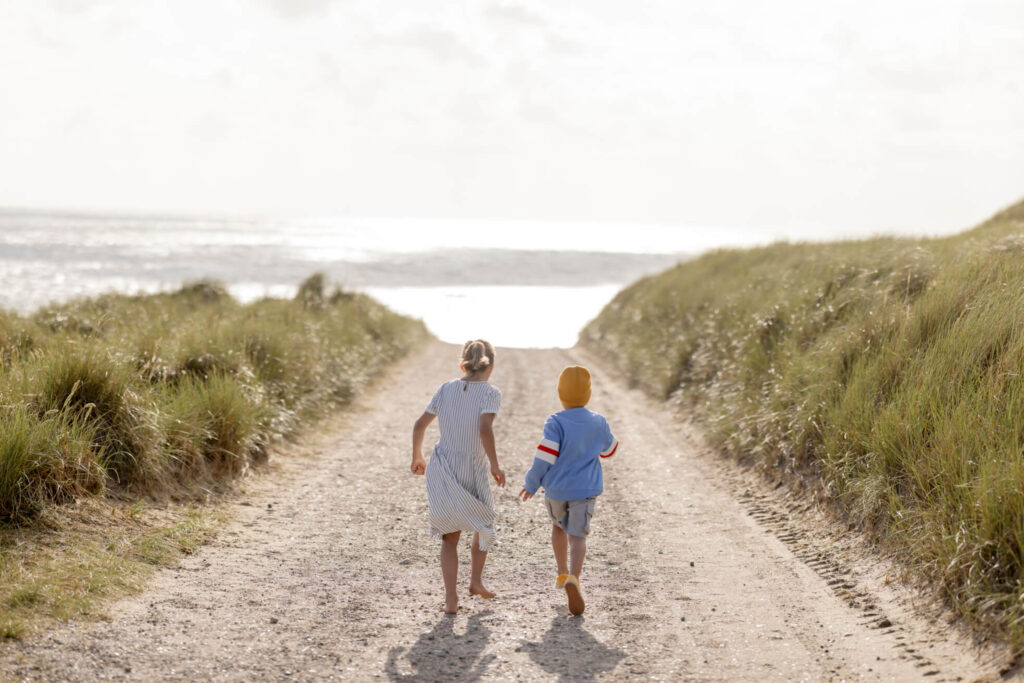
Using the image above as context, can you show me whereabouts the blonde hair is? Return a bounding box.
[461,339,495,374]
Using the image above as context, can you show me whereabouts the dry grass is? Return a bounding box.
[0,498,219,638]
[0,273,428,636]
[581,197,1024,647]
[0,273,427,521]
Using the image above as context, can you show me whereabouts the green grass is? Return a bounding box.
[0,273,426,520]
[0,405,103,520]
[581,197,1024,647]
[0,501,220,638]
[0,273,428,636]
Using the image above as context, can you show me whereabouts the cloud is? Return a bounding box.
[257,0,338,19]
[865,60,969,95]
[481,3,588,57]
[518,100,562,126]
[483,3,546,28]
[374,25,484,65]
[186,113,229,142]
[544,32,587,56]
[47,0,98,13]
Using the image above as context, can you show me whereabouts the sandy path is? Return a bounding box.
[0,341,1008,681]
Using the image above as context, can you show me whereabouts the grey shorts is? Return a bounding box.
[545,496,596,538]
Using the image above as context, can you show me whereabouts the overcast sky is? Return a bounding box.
[2,0,1023,239]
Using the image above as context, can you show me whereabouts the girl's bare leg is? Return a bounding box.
[469,532,495,598]
[551,525,569,575]
[441,531,461,613]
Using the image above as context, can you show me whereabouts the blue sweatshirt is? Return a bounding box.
[524,407,618,500]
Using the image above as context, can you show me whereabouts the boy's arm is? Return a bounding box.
[599,419,618,459]
[523,416,562,494]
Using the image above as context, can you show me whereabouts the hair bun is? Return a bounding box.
[461,339,495,374]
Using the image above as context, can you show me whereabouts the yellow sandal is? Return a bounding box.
[556,573,569,589]
[564,575,585,615]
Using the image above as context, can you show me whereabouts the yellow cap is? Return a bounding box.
[558,366,591,409]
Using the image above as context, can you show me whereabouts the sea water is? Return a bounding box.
[0,210,693,348]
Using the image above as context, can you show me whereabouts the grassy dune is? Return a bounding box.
[0,275,428,635]
[582,198,1024,646]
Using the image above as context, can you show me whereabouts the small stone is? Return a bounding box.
[690,561,694,567]
[270,617,279,624]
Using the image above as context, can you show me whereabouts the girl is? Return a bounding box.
[411,340,506,615]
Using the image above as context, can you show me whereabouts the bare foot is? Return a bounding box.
[469,584,496,599]
[443,600,459,615]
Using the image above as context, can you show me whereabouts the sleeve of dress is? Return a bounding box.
[599,417,618,458]
[524,415,563,494]
[425,385,444,415]
[481,385,502,415]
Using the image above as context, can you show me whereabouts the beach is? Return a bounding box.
[0,210,687,348]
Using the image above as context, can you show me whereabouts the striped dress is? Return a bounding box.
[424,379,502,550]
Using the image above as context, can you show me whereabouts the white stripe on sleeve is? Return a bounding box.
[535,451,557,465]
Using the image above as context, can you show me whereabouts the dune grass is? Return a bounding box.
[0,274,428,635]
[0,500,217,640]
[581,198,1024,647]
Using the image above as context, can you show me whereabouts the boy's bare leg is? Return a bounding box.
[552,525,569,575]
[441,531,461,613]
[469,532,495,598]
[569,535,586,577]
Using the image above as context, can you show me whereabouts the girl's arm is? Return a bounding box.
[411,411,435,475]
[479,413,505,487]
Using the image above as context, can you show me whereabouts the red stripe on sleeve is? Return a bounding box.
[599,442,618,458]
[537,444,559,457]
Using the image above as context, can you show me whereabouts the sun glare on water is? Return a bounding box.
[362,285,622,349]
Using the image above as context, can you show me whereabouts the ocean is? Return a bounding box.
[0,210,692,348]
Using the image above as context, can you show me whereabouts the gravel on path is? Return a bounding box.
[0,341,1008,681]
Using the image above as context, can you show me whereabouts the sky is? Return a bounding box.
[2,0,1023,241]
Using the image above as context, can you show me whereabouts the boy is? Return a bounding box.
[518,365,618,615]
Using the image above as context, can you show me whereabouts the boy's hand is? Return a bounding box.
[491,465,506,487]
[411,456,426,475]
[518,488,533,502]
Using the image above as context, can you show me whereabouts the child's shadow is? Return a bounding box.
[517,615,626,681]
[386,611,495,682]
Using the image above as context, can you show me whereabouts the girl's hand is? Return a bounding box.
[518,488,533,502]
[491,465,506,487]
[411,456,426,475]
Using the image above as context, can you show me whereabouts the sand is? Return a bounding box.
[0,341,1011,681]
